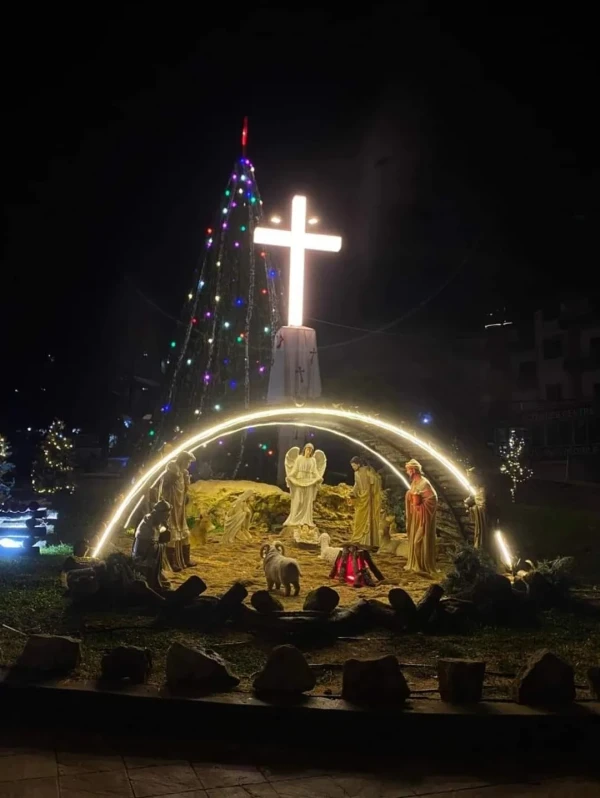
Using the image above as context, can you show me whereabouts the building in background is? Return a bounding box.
[480,297,600,482]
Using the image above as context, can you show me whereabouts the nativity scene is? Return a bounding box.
[119,440,450,609]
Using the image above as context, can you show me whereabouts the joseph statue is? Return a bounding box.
[404,458,438,576]
[159,450,197,571]
[349,456,382,548]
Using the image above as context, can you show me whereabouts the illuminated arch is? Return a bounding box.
[93,406,476,557]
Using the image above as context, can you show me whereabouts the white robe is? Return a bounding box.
[283,454,322,529]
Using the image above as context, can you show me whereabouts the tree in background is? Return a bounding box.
[499,429,532,502]
[31,419,75,495]
[155,119,282,475]
[0,433,16,502]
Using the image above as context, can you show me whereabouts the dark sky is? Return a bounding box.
[1,6,596,427]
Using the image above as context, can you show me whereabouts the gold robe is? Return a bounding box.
[405,474,438,576]
[350,466,382,547]
[160,461,190,546]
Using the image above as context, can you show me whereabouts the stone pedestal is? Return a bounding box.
[267,325,322,486]
[267,326,322,404]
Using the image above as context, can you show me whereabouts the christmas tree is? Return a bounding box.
[499,429,533,502]
[31,419,76,495]
[0,433,15,503]
[156,120,282,471]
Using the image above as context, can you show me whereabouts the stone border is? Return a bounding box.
[2,668,600,753]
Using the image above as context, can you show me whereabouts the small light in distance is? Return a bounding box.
[307,217,319,225]
[270,215,282,224]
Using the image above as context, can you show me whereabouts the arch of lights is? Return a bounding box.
[93,406,476,557]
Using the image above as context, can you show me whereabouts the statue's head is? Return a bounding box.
[176,450,196,469]
[152,499,171,524]
[405,458,422,478]
[303,443,315,457]
[350,455,362,472]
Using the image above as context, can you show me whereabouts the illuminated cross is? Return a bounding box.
[254,195,342,327]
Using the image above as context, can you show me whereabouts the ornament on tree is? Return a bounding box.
[499,429,532,502]
[31,419,76,495]
[157,119,281,474]
[0,433,16,502]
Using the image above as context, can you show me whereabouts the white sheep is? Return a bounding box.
[318,532,342,566]
[260,542,301,596]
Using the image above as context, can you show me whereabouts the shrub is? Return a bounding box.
[443,544,498,596]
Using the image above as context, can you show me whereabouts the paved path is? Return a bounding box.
[1,733,599,797]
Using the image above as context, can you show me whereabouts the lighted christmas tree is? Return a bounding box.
[499,429,533,502]
[0,433,15,503]
[156,120,282,471]
[31,419,76,495]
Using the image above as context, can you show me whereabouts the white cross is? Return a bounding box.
[254,195,342,327]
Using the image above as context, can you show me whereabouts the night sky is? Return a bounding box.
[2,7,595,429]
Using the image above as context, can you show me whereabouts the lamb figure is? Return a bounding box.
[260,542,301,596]
[318,532,342,566]
[378,514,400,554]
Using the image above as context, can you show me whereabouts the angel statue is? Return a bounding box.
[222,490,254,544]
[283,443,327,544]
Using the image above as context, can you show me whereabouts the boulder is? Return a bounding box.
[342,655,410,704]
[388,587,416,615]
[514,649,575,705]
[215,581,248,620]
[388,588,417,627]
[253,645,316,694]
[523,571,557,609]
[587,666,600,700]
[251,590,284,613]
[166,641,239,692]
[167,575,207,608]
[415,584,444,626]
[303,586,340,614]
[366,599,406,632]
[101,645,152,683]
[437,658,486,703]
[18,634,81,674]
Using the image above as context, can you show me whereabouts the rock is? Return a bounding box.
[253,645,316,694]
[101,646,152,683]
[523,571,557,609]
[251,590,284,613]
[18,634,81,674]
[431,598,478,634]
[437,658,486,703]
[388,587,416,615]
[388,588,417,627]
[514,649,575,705]
[303,586,339,614]
[166,641,239,692]
[215,581,248,620]
[167,575,207,608]
[415,584,444,626]
[366,599,407,632]
[342,655,410,704]
[128,579,166,606]
[587,667,600,700]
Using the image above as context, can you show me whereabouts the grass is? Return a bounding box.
[1,552,600,699]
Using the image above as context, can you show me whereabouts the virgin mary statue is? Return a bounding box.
[283,443,327,542]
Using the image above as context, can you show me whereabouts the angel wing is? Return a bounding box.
[314,449,327,479]
[284,446,300,479]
